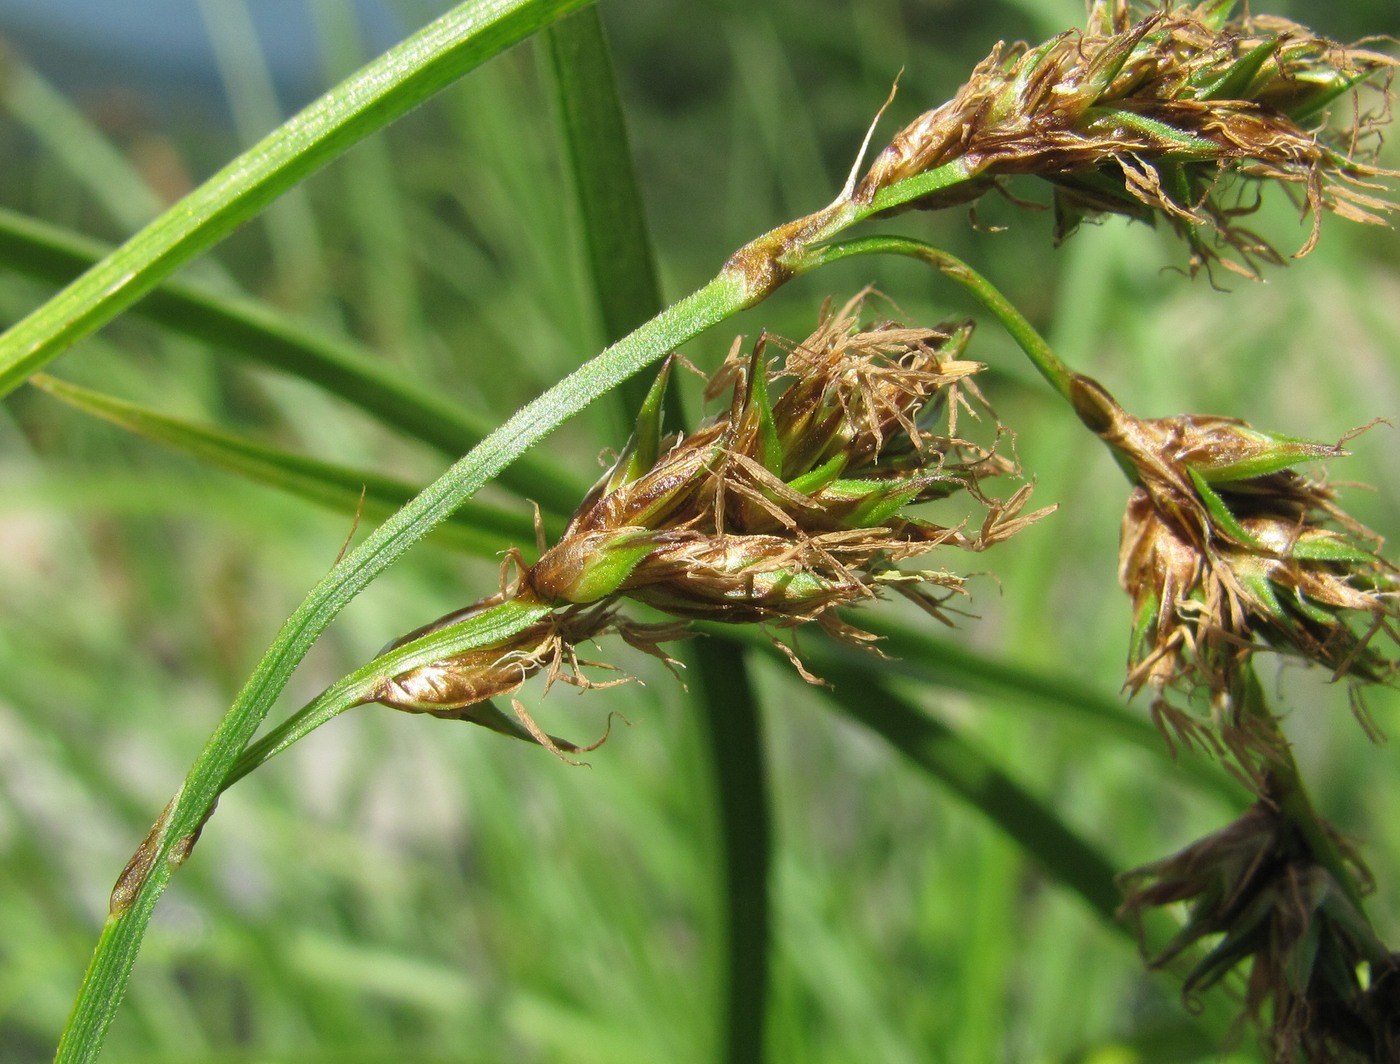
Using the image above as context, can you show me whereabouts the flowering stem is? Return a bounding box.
[797,235,1077,403]
[53,265,752,1064]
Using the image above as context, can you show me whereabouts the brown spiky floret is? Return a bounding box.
[372,297,1050,745]
[1119,802,1399,1062]
[1070,373,1399,760]
[856,1,1397,276]
[528,293,1047,627]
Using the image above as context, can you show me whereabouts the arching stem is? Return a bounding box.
[797,235,1077,405]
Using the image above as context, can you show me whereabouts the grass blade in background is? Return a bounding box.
[808,658,1243,1049]
[0,55,168,232]
[543,7,665,422]
[0,207,581,513]
[544,14,772,1060]
[28,373,543,557]
[0,0,595,398]
[307,0,424,359]
[689,640,771,1064]
[198,0,332,312]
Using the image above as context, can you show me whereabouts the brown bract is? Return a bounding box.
[369,601,686,761]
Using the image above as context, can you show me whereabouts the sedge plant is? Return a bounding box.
[1,1,1398,1061]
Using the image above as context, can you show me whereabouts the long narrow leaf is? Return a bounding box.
[0,0,595,399]
[29,373,543,557]
[544,8,665,423]
[0,206,580,513]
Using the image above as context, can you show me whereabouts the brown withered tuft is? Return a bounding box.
[1071,373,1399,763]
[855,1,1397,277]
[1120,802,1399,1062]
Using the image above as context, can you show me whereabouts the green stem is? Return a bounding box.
[794,234,1154,484]
[797,235,1077,404]
[1237,668,1374,925]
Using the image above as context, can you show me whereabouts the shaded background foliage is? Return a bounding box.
[0,1,1397,1062]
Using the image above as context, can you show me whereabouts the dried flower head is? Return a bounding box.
[1071,373,1399,755]
[855,1,1397,276]
[1120,803,1398,1062]
[369,296,1049,746]
[527,294,1048,632]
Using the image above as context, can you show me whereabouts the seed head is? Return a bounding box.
[856,2,1397,276]
[528,294,1047,632]
[1120,803,1397,1062]
[1073,374,1399,753]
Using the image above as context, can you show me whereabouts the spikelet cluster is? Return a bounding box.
[855,1,1397,275]
[1070,373,1399,762]
[371,296,1049,751]
[527,295,1043,628]
[1120,802,1399,1062]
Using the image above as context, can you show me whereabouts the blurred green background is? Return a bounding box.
[1,1,1397,1061]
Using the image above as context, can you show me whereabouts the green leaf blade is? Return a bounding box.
[0,0,594,400]
[0,206,583,515]
[29,373,541,557]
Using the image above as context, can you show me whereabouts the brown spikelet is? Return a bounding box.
[372,296,1050,733]
[1072,372,1400,761]
[855,4,1398,276]
[1120,801,1399,1062]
